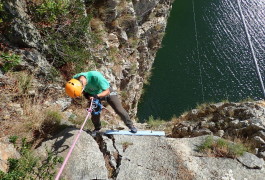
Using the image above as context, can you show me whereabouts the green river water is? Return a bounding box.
[137,0,265,121]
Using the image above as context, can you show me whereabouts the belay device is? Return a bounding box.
[91,98,102,115]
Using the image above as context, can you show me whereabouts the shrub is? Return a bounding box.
[28,0,95,75]
[0,1,9,24]
[40,110,63,137]
[198,136,247,158]
[239,97,255,103]
[228,142,247,157]
[0,137,63,180]
[46,66,60,82]
[146,115,165,129]
[14,71,33,94]
[36,0,70,22]
[0,2,4,23]
[9,135,19,144]
[198,135,214,152]
[129,62,137,75]
[128,37,139,48]
[44,110,62,125]
[45,5,93,74]
[12,97,67,142]
[0,52,21,73]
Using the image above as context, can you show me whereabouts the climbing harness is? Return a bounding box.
[91,98,103,115]
[237,0,265,98]
[55,99,95,180]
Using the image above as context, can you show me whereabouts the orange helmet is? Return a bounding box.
[65,79,83,98]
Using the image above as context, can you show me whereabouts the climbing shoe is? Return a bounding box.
[129,126,137,133]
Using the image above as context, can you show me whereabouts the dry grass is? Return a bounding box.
[14,71,33,95]
[171,114,187,125]
[117,0,131,15]
[90,18,106,35]
[146,116,165,129]
[18,97,65,143]
[198,136,247,158]
[144,115,175,136]
[67,107,95,130]
[0,72,66,146]
[121,141,133,152]
[0,94,65,146]
[127,37,139,47]
[226,136,257,154]
[108,47,119,62]
[176,158,195,180]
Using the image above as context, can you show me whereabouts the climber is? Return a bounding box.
[65,71,137,135]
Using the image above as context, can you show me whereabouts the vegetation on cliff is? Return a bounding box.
[0,136,63,179]
[2,0,264,179]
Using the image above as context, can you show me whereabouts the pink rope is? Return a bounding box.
[55,100,93,180]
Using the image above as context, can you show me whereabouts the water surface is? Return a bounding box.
[138,0,265,121]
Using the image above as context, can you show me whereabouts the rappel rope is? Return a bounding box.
[55,99,94,180]
[192,0,205,101]
[237,0,265,98]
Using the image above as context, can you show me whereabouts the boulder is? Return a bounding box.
[132,0,160,23]
[4,0,46,50]
[0,139,20,173]
[167,136,265,180]
[113,135,180,180]
[35,128,108,180]
[237,152,264,169]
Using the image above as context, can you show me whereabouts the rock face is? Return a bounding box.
[167,136,265,180]
[1,0,51,77]
[0,0,174,119]
[0,138,20,173]
[89,0,174,117]
[103,135,180,179]
[33,130,265,180]
[237,152,264,169]
[0,1,175,176]
[2,1,265,179]
[35,128,192,180]
[35,128,108,180]
[172,101,265,160]
[5,0,46,50]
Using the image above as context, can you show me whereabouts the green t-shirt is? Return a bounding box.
[73,71,110,95]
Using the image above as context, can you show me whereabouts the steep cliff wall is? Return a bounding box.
[0,1,174,176]
[0,0,174,120]
[89,0,173,117]
[2,1,265,179]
